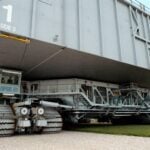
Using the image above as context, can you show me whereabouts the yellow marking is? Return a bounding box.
[0,34,30,44]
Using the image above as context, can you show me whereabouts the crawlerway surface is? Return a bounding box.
[0,131,150,150]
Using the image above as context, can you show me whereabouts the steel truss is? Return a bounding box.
[22,79,150,123]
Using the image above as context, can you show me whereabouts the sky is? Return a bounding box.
[139,0,150,7]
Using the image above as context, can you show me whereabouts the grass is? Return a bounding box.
[71,124,150,137]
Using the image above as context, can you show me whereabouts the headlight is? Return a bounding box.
[20,107,28,115]
[38,108,44,115]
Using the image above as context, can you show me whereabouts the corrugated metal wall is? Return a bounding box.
[0,0,150,69]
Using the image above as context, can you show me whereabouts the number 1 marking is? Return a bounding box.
[3,5,13,23]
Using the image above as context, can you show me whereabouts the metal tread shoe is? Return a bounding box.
[43,108,63,133]
[0,105,15,136]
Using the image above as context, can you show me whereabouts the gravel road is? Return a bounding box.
[0,131,150,150]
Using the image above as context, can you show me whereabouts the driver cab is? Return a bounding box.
[0,69,22,95]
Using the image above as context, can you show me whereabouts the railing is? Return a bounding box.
[125,0,150,14]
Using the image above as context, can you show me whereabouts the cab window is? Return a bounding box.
[1,72,20,85]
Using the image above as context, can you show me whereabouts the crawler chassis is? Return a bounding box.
[0,69,150,136]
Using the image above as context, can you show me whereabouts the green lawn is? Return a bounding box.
[72,125,150,137]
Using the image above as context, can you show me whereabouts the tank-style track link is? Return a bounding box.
[0,105,15,136]
[43,108,63,133]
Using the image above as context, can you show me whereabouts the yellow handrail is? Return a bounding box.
[0,34,30,44]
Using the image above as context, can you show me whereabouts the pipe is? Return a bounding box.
[40,101,72,109]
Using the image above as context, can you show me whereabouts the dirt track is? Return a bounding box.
[0,131,150,150]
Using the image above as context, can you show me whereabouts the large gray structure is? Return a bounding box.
[0,0,150,87]
[0,0,150,136]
